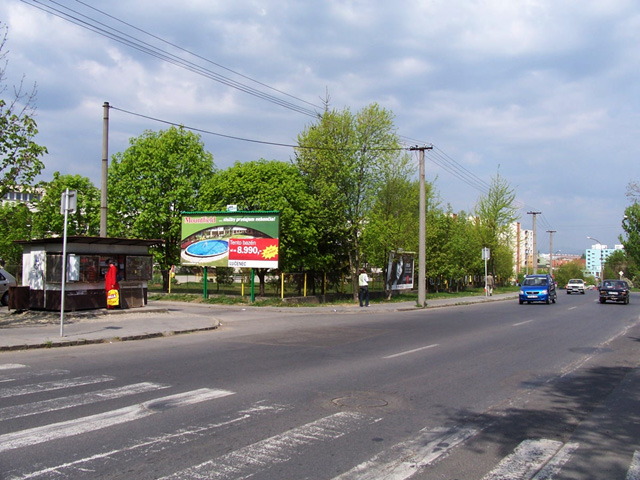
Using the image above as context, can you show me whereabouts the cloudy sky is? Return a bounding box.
[2,0,639,255]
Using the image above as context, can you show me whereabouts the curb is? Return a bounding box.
[0,324,220,352]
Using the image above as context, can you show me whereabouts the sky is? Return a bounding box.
[1,0,639,255]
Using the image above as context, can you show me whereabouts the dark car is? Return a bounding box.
[519,274,557,304]
[599,279,630,304]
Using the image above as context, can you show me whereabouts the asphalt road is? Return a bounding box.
[1,290,639,479]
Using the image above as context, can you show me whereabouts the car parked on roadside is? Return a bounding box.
[599,279,630,304]
[519,274,557,304]
[0,267,17,306]
[566,278,586,294]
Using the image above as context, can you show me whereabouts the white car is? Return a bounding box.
[566,278,586,294]
[0,267,17,306]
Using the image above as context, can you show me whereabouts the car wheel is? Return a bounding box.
[567,291,570,294]
[1,291,7,306]
[599,298,606,304]
[519,299,523,305]
[581,291,585,294]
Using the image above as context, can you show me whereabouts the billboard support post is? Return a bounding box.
[250,268,255,303]
[203,266,208,298]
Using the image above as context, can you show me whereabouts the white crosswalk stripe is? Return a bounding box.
[0,388,235,453]
[482,439,579,480]
[0,374,115,398]
[0,381,170,421]
[334,426,477,480]
[0,363,27,370]
[160,411,375,480]
[0,369,69,384]
[627,451,640,480]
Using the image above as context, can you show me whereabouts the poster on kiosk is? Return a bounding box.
[180,211,280,269]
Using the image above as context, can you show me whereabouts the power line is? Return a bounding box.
[21,0,322,117]
[110,105,407,152]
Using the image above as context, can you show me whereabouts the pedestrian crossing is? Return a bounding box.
[1,362,639,479]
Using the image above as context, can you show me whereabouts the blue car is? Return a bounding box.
[519,274,557,304]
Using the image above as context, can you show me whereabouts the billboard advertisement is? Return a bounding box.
[180,211,279,269]
[386,251,415,290]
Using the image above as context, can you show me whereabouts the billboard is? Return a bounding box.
[180,211,279,269]
[386,251,415,290]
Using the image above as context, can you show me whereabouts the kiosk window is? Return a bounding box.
[126,256,153,281]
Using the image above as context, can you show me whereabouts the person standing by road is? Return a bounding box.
[359,268,371,307]
[105,259,120,309]
[486,274,494,296]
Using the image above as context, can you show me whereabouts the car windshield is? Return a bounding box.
[603,281,626,289]
[523,277,547,286]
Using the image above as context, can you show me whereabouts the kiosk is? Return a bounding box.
[15,236,163,311]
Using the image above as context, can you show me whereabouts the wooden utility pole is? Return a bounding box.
[101,102,109,237]
[547,230,556,276]
[527,211,541,274]
[411,145,433,307]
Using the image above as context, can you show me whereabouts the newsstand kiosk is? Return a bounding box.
[14,236,162,311]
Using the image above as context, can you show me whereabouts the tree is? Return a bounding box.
[0,24,47,197]
[107,127,216,291]
[553,259,588,289]
[200,159,318,295]
[474,170,519,282]
[31,172,101,238]
[360,153,419,279]
[620,202,640,279]
[0,201,32,269]
[295,103,401,299]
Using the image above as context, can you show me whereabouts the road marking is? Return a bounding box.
[383,344,439,359]
[482,439,578,480]
[627,451,640,480]
[0,388,234,453]
[513,320,534,326]
[15,401,290,480]
[0,375,114,398]
[0,364,27,370]
[0,382,170,421]
[160,411,374,480]
[568,306,577,310]
[334,426,476,480]
[0,369,69,384]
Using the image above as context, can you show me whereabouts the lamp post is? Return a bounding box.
[587,236,604,285]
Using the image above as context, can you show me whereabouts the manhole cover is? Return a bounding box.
[332,394,388,408]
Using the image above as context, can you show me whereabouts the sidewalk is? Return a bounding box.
[0,292,517,352]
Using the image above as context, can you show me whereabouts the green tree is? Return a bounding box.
[200,159,318,295]
[295,103,401,299]
[31,172,100,238]
[553,259,587,288]
[0,24,47,197]
[0,201,32,270]
[620,202,640,281]
[360,153,420,293]
[474,170,519,281]
[107,127,216,291]
[604,249,636,284]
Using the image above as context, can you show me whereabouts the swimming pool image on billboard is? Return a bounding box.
[184,239,229,260]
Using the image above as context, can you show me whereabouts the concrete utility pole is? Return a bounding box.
[411,145,433,308]
[547,230,556,276]
[527,211,541,274]
[100,102,109,237]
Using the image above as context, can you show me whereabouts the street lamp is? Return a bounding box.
[587,236,604,285]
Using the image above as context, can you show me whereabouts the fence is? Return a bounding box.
[156,266,387,299]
